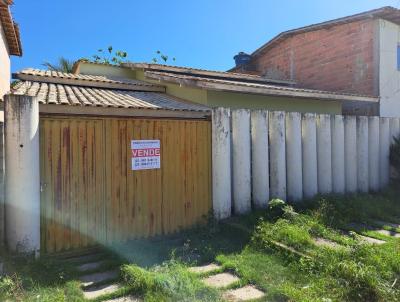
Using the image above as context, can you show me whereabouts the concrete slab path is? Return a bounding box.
[223,285,266,301]
[83,283,120,299]
[202,272,240,289]
[79,270,119,288]
[188,263,221,274]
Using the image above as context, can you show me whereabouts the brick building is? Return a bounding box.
[231,7,400,117]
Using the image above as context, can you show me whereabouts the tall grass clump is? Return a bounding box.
[250,199,400,301]
[121,261,220,302]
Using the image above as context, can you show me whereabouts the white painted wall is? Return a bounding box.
[379,118,391,187]
[232,109,251,214]
[0,21,11,101]
[269,111,286,200]
[5,95,40,254]
[331,116,345,194]
[212,108,232,219]
[368,117,380,191]
[251,110,269,208]
[344,116,358,193]
[286,112,303,202]
[357,117,369,193]
[212,110,394,219]
[316,115,332,194]
[379,19,400,117]
[302,114,318,199]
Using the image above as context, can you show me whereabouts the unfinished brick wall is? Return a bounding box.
[250,19,377,96]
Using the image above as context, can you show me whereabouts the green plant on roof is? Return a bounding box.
[80,45,128,65]
[42,57,75,73]
[152,50,176,64]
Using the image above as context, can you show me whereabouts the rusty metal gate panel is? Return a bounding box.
[40,116,211,253]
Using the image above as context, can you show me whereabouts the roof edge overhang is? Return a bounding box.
[38,104,211,119]
[123,62,296,86]
[13,72,166,93]
[145,71,379,103]
[0,2,22,56]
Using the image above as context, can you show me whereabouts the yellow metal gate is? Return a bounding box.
[40,116,211,253]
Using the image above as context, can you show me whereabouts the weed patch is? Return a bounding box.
[121,261,220,302]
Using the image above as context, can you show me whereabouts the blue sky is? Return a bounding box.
[10,0,400,73]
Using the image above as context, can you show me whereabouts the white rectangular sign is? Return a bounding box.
[131,140,161,170]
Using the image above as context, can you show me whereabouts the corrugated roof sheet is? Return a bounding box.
[12,81,210,112]
[144,71,378,103]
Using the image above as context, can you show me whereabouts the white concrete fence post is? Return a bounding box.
[251,110,269,209]
[368,117,380,192]
[212,108,232,220]
[269,111,286,200]
[344,116,358,193]
[317,114,333,194]
[357,116,369,193]
[379,118,390,188]
[286,112,303,202]
[389,118,400,143]
[5,95,40,254]
[302,113,318,199]
[232,109,251,214]
[331,115,345,194]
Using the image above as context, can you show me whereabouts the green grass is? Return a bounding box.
[1,188,400,301]
[121,261,221,302]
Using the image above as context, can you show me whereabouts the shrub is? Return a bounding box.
[267,199,287,220]
[121,264,157,294]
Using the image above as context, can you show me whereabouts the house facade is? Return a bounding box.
[231,6,400,117]
[72,61,377,115]
[0,0,22,100]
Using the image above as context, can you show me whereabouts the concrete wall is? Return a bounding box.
[379,19,400,117]
[212,108,399,219]
[0,20,9,246]
[0,21,10,100]
[5,95,40,254]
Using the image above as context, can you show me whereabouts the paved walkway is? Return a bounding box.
[63,251,138,301]
[190,263,266,301]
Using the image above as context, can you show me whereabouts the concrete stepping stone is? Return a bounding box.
[202,272,240,289]
[373,220,400,229]
[77,260,105,272]
[376,229,400,238]
[223,285,266,301]
[83,283,120,299]
[104,296,141,302]
[188,263,221,274]
[80,270,119,287]
[313,238,340,249]
[358,235,386,245]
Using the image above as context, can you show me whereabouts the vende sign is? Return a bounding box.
[131,140,161,170]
